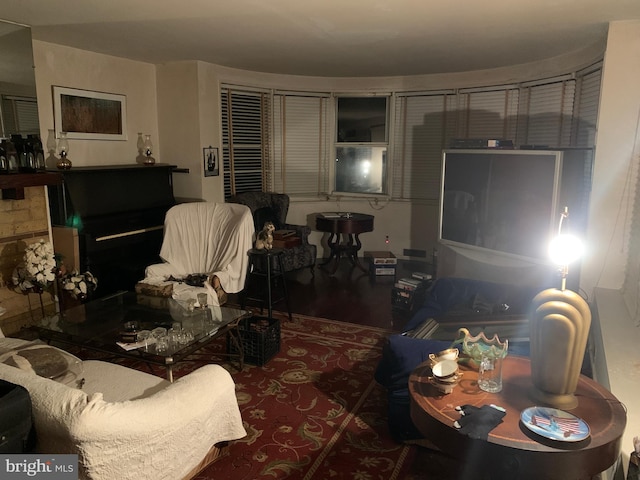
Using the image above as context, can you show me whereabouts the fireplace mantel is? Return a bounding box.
[0,172,63,200]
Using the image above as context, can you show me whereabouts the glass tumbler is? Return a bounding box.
[478,353,504,393]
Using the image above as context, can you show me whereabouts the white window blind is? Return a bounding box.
[457,87,520,140]
[392,93,455,200]
[273,93,330,196]
[573,67,602,147]
[221,63,600,202]
[1,95,39,137]
[518,79,576,147]
[221,87,270,198]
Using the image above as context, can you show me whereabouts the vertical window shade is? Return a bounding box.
[573,69,601,147]
[273,94,330,195]
[458,88,520,140]
[1,95,39,137]
[221,87,270,198]
[392,93,455,200]
[519,80,576,147]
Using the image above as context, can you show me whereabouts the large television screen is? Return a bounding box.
[439,149,591,262]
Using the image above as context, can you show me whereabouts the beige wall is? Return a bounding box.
[582,21,640,296]
[156,61,226,203]
[32,41,159,168]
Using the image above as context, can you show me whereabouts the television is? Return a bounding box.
[439,149,592,264]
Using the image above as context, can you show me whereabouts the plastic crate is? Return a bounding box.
[228,316,280,366]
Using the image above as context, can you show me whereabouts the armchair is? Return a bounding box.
[143,202,254,305]
[226,192,316,274]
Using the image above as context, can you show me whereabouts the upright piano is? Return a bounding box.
[48,164,176,297]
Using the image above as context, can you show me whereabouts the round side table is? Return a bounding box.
[409,355,626,480]
[315,213,374,274]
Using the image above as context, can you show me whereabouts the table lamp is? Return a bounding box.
[529,207,590,410]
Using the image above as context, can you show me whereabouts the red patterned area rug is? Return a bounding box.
[72,311,418,479]
[198,311,416,480]
[139,312,416,480]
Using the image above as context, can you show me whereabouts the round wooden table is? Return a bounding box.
[315,213,374,274]
[409,356,626,480]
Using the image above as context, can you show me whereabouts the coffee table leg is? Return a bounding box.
[228,329,245,371]
[167,365,174,383]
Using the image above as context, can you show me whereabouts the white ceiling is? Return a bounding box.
[2,0,640,78]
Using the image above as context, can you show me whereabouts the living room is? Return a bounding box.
[1,2,640,478]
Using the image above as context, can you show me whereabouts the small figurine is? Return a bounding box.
[255,221,275,250]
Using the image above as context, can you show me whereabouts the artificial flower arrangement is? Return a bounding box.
[60,270,98,300]
[12,239,57,293]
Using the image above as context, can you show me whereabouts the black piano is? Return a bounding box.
[48,164,176,298]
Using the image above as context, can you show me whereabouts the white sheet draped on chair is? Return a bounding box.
[143,202,254,306]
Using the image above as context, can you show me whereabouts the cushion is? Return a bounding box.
[0,342,83,386]
[374,334,454,390]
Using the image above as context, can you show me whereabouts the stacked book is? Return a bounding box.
[364,251,397,277]
[394,277,422,291]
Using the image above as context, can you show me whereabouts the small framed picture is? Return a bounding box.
[203,146,219,177]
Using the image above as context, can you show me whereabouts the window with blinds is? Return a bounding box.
[272,93,330,195]
[221,87,270,198]
[334,96,390,195]
[392,92,456,201]
[221,63,601,201]
[1,95,39,137]
[391,65,601,200]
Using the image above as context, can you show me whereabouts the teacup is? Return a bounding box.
[428,373,463,394]
[431,359,459,380]
[429,348,459,366]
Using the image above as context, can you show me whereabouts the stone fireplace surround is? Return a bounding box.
[0,186,56,335]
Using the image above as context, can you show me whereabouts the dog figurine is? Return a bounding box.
[255,221,275,250]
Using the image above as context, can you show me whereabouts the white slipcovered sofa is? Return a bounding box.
[0,330,246,480]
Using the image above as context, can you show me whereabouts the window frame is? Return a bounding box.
[333,94,391,197]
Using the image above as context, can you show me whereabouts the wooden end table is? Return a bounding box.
[315,212,374,274]
[409,355,626,480]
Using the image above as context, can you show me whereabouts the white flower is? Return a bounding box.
[12,240,57,292]
[60,270,98,299]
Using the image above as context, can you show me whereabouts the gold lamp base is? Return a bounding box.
[529,387,578,410]
[528,288,591,410]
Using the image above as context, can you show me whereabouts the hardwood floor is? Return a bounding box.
[229,257,433,332]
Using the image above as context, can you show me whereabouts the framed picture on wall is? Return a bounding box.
[204,146,219,177]
[53,86,127,140]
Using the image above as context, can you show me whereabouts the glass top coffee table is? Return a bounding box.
[32,291,250,381]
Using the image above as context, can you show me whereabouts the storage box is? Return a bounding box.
[228,316,281,366]
[369,263,397,278]
[364,251,397,265]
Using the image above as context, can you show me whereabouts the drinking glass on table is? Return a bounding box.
[137,330,152,351]
[155,335,170,353]
[197,292,208,308]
